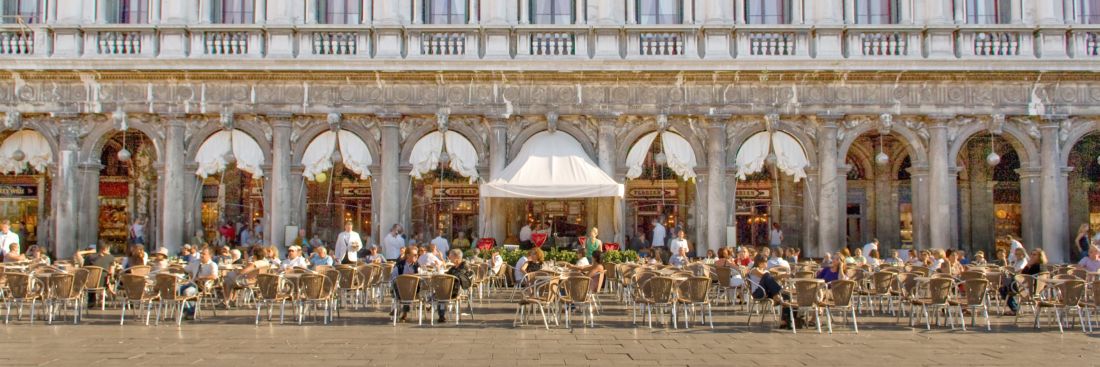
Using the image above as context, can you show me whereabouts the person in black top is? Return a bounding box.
[439,249,473,323]
[391,247,420,322]
[1004,248,1047,316]
[521,248,545,273]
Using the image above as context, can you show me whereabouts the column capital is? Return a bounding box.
[264,113,294,128]
[1016,166,1041,177]
[925,114,956,126]
[815,113,845,125]
[78,162,104,171]
[587,114,622,125]
[377,113,403,127]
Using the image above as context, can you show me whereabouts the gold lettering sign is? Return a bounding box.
[432,186,479,197]
[628,188,677,198]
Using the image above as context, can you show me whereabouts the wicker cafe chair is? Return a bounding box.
[1035,279,1088,333]
[560,276,595,328]
[81,265,108,311]
[254,274,293,325]
[297,273,336,325]
[392,274,424,326]
[4,272,45,324]
[746,278,780,326]
[1084,280,1100,332]
[676,276,713,328]
[909,277,956,330]
[514,277,560,330]
[46,269,89,324]
[860,271,899,316]
[636,276,677,329]
[949,278,992,331]
[119,274,157,325]
[359,264,384,308]
[783,280,825,333]
[153,273,200,326]
[820,280,859,333]
[429,274,460,325]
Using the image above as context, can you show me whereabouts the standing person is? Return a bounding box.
[431,229,450,257]
[238,223,252,249]
[1006,235,1025,264]
[769,222,783,251]
[862,238,879,262]
[382,224,405,261]
[218,222,236,246]
[651,218,667,264]
[669,228,689,261]
[130,217,146,246]
[334,221,362,264]
[0,219,19,259]
[518,222,533,249]
[1075,224,1091,261]
[583,227,602,262]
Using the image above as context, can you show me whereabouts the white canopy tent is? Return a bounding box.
[0,130,52,174]
[300,130,373,180]
[194,129,265,178]
[481,131,624,243]
[735,131,810,182]
[624,131,698,180]
[408,131,479,183]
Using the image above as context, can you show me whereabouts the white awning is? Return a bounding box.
[194,130,265,178]
[0,130,52,174]
[409,131,479,184]
[735,131,809,182]
[481,131,623,198]
[301,130,372,180]
[624,131,698,180]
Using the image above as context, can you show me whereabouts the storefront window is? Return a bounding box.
[306,166,371,243]
[411,168,478,246]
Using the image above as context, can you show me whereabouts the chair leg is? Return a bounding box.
[851,308,858,333]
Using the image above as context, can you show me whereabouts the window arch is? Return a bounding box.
[1,0,42,24]
[745,0,791,24]
[106,0,148,24]
[531,0,574,24]
[212,0,254,24]
[637,0,682,25]
[317,0,361,24]
[854,0,899,24]
[425,0,468,24]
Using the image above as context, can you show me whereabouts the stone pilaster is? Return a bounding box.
[157,118,187,253]
[926,116,953,249]
[377,115,402,238]
[1018,167,1042,253]
[595,115,620,243]
[1039,117,1069,263]
[817,114,841,256]
[53,116,84,258]
[909,164,930,249]
[706,118,729,253]
[77,162,102,249]
[268,116,294,250]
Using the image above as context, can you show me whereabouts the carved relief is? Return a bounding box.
[1009,116,1042,140]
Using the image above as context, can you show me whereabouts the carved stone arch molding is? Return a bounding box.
[184,114,274,163]
[290,114,382,167]
[80,113,166,162]
[614,115,709,172]
[946,116,1041,170]
[836,115,929,166]
[0,113,62,164]
[725,115,819,165]
[398,115,489,167]
[1059,116,1100,166]
[507,115,597,161]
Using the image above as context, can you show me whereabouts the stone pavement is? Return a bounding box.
[1,292,1098,367]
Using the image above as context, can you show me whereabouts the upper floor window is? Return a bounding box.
[531,0,573,24]
[425,0,467,24]
[745,0,791,24]
[637,0,682,24]
[317,0,361,24]
[1,0,41,24]
[854,0,899,24]
[1073,0,1100,24]
[106,0,148,24]
[962,0,1011,24]
[212,0,254,24]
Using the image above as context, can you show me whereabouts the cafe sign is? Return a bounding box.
[0,184,37,198]
[628,188,677,198]
[339,183,373,199]
[736,189,770,199]
[432,186,479,197]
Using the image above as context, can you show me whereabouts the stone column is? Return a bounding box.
[1018,167,1042,253]
[706,119,729,253]
[267,117,293,250]
[927,116,953,249]
[159,119,188,253]
[595,115,619,243]
[836,165,849,248]
[910,165,930,249]
[1039,118,1069,263]
[484,117,509,241]
[76,162,102,248]
[817,115,841,256]
[54,119,83,258]
[803,167,820,255]
[377,115,402,239]
[948,167,960,248]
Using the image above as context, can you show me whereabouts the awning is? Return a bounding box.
[0,130,52,174]
[481,131,623,198]
[624,131,697,180]
[409,131,479,183]
[735,131,809,182]
[194,129,265,178]
[301,130,372,180]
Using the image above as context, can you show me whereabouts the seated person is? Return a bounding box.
[417,243,445,270]
[281,245,308,271]
[748,254,797,329]
[150,247,170,273]
[438,249,473,323]
[390,249,420,322]
[181,247,219,319]
[574,248,590,267]
[310,246,334,268]
[669,247,689,267]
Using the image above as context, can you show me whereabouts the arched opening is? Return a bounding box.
[408,131,480,249]
[97,130,157,248]
[843,132,917,254]
[956,133,1023,256]
[624,131,698,248]
[1066,132,1100,260]
[734,131,811,249]
[301,129,373,246]
[0,129,52,250]
[194,129,266,246]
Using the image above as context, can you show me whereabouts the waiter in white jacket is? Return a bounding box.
[334,221,362,264]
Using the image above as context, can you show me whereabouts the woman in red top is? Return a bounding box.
[736,247,753,267]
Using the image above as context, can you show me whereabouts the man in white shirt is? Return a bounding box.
[281,245,309,270]
[1006,235,1025,264]
[334,221,363,264]
[181,248,219,319]
[519,223,533,246]
[574,248,590,267]
[769,223,783,250]
[0,220,19,258]
[430,229,450,256]
[382,224,405,261]
[418,243,445,269]
[651,218,667,264]
[669,229,689,260]
[862,239,879,262]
